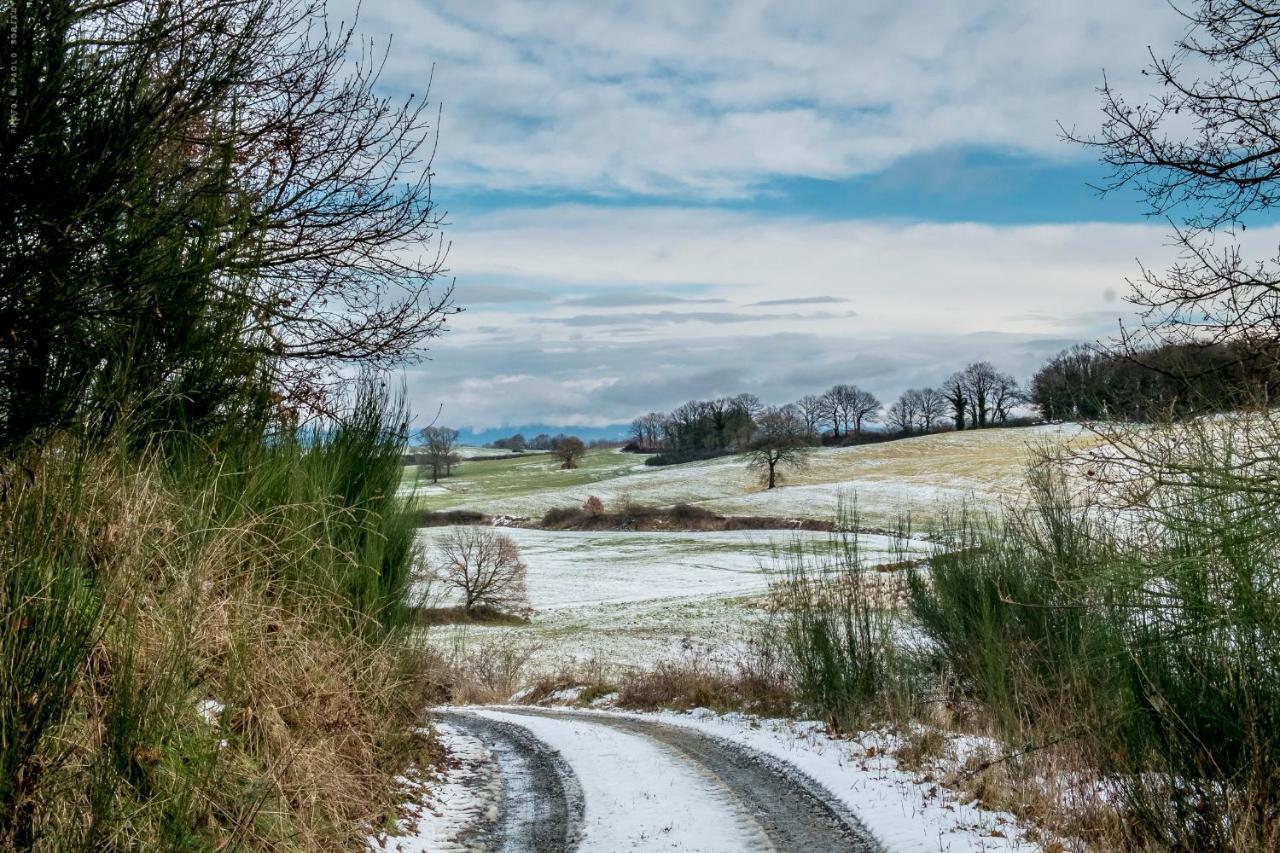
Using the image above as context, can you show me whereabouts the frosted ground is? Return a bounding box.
[412,427,1089,673]
[409,424,1089,531]
[402,432,1074,851]
[388,709,1037,852]
[417,526,932,672]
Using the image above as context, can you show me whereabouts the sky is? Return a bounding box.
[338,0,1211,435]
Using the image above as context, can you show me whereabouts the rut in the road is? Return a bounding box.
[435,711,584,853]
[443,707,882,853]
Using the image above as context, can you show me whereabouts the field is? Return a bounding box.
[419,526,929,672]
[413,427,1090,678]
[407,424,1089,531]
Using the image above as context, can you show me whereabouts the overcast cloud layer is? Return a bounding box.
[335,0,1196,431]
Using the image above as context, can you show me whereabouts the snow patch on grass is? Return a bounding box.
[376,723,500,853]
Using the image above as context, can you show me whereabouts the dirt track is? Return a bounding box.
[437,708,882,853]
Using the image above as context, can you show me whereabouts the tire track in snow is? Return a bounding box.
[442,708,881,853]
[434,711,584,852]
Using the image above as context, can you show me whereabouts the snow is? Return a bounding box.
[418,526,928,612]
[418,526,931,672]
[376,723,500,853]
[196,698,224,726]
[417,424,1091,530]
[481,707,1038,853]
[470,709,775,852]
[654,710,1035,852]
[452,446,548,459]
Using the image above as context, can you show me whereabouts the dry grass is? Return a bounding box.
[615,660,794,717]
[3,433,438,851]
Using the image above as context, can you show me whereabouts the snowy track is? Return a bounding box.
[436,708,881,853]
[433,712,584,852]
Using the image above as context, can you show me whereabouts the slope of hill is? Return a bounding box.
[407,424,1089,531]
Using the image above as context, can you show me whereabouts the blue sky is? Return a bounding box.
[332,0,1240,432]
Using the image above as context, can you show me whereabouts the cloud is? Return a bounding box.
[752,295,848,306]
[534,309,847,327]
[560,292,729,307]
[454,282,552,303]
[304,2,1209,430]
[336,0,1181,197]
[397,204,1235,428]
[408,327,1092,431]
[445,205,1176,338]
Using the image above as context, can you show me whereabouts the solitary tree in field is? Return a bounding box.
[436,528,529,616]
[552,436,587,469]
[420,426,460,482]
[747,407,812,489]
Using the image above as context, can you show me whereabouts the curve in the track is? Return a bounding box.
[441,707,883,853]
[435,710,585,853]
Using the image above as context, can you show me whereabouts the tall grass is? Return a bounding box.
[908,436,1280,851]
[0,380,433,850]
[770,505,922,730]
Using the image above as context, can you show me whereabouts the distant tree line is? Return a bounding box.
[1030,340,1280,421]
[454,343,1280,472]
[628,362,1027,463]
[487,432,581,452]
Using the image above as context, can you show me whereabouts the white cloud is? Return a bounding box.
[405,205,1245,429]
[336,0,1183,196]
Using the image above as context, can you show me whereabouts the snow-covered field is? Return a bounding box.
[409,425,1089,531]
[452,445,548,459]
[417,526,930,671]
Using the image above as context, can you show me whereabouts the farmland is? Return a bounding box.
[407,424,1089,531]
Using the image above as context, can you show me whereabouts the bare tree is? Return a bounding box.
[746,407,812,489]
[0,0,461,442]
[848,387,882,434]
[943,372,968,430]
[990,372,1023,424]
[730,392,765,419]
[552,436,587,469]
[916,386,948,432]
[961,362,999,428]
[435,527,529,616]
[629,412,666,449]
[1068,0,1280,363]
[887,392,919,435]
[795,394,826,436]
[820,386,843,437]
[419,426,460,483]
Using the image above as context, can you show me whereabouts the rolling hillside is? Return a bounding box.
[407,424,1089,530]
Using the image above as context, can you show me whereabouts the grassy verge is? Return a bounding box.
[754,424,1280,850]
[0,384,437,851]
